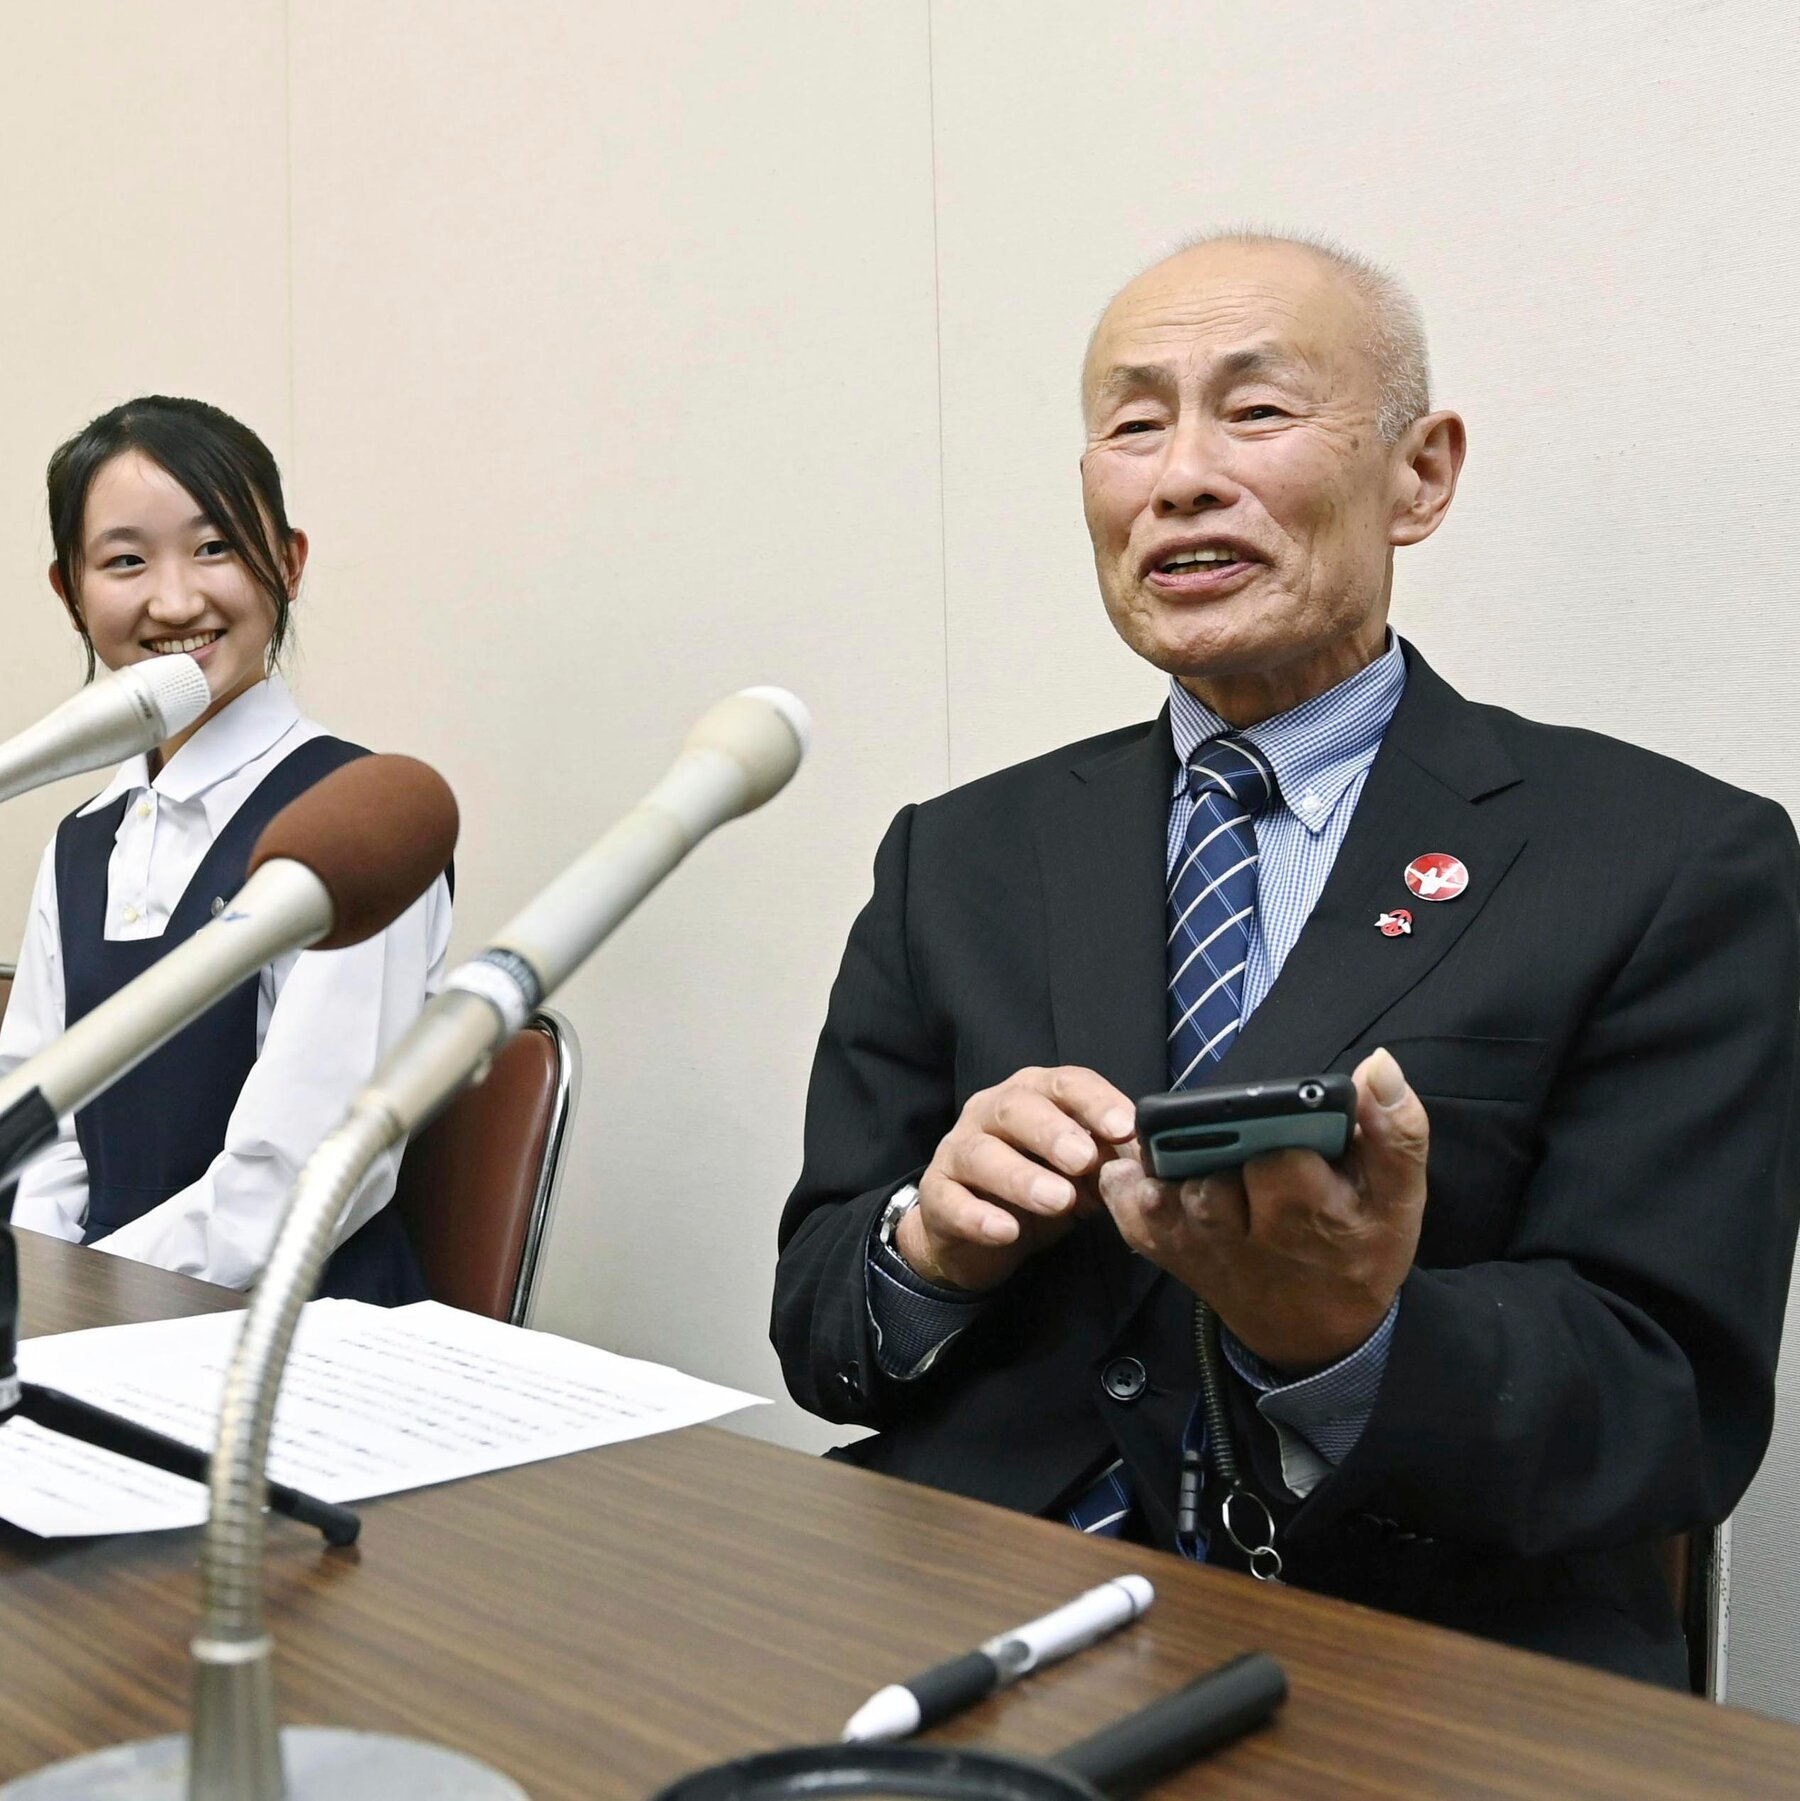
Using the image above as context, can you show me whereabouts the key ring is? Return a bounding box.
[1222,1488,1284,1583]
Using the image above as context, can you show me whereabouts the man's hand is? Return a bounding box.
[1097,1049,1429,1371]
[896,1066,1138,1292]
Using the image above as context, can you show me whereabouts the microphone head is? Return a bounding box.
[248,754,458,949]
[118,653,212,742]
[738,685,812,759]
[685,686,811,809]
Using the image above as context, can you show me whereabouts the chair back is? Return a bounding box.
[394,1009,579,1324]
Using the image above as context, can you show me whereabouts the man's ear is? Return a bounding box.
[1389,411,1467,547]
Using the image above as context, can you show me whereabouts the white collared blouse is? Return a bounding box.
[0,675,453,1289]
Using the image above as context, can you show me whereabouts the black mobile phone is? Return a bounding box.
[1136,1073,1357,1181]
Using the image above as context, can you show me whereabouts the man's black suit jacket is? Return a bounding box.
[772,644,1800,1685]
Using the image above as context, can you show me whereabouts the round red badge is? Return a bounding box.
[1377,909,1413,937]
[1404,853,1468,902]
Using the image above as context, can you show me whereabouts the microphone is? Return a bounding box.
[378,683,811,1134]
[0,754,458,1194]
[176,687,809,1801]
[0,655,211,806]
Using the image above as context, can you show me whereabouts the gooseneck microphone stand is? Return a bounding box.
[1,693,808,1796]
[0,1200,360,1549]
[0,1044,524,1799]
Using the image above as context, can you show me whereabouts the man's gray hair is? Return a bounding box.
[1161,228,1432,442]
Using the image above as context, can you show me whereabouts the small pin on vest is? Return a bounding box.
[1404,853,1468,902]
[210,897,225,917]
[1376,909,1412,937]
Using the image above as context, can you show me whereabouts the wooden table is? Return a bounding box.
[4,1230,1799,1799]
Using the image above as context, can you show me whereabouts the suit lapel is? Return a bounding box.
[1103,645,1530,1330]
[1035,715,1177,1324]
[1222,653,1527,1083]
[1035,712,1175,1107]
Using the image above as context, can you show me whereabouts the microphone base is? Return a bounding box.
[0,1728,529,1798]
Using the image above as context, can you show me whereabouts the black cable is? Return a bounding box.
[1189,1295,1283,1580]
[1192,1297,1239,1484]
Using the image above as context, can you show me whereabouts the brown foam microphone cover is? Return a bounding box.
[248,754,459,950]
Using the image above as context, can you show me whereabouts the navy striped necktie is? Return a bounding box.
[1064,733,1277,1546]
[1166,735,1277,1088]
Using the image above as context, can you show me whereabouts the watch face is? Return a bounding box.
[880,1186,919,1246]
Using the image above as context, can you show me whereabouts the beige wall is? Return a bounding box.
[3,0,1796,1717]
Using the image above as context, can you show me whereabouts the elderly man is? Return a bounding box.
[771,232,1800,1686]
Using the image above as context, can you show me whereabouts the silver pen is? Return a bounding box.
[841,1574,1155,1743]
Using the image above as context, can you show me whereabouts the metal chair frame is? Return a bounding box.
[501,1007,580,1327]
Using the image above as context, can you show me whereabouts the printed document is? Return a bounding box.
[1,1300,764,1537]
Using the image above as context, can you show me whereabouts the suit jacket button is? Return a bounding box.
[1101,1357,1147,1403]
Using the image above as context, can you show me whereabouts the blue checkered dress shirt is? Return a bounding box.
[867,635,1409,1518]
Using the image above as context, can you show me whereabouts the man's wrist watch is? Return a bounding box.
[877,1183,922,1258]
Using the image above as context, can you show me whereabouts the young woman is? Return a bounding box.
[0,396,449,1302]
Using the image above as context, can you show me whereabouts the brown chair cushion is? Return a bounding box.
[394,1025,560,1321]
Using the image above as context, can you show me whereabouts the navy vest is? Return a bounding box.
[54,734,428,1305]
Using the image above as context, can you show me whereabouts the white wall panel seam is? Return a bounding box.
[927,0,953,794]
[283,0,298,461]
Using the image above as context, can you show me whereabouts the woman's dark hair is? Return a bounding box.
[46,395,299,680]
